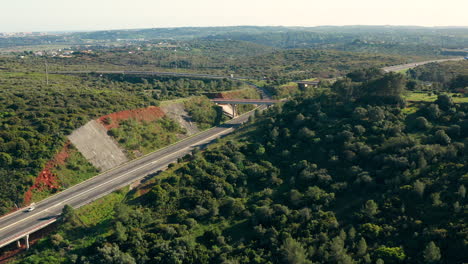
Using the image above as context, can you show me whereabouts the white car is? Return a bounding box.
[27,203,36,212]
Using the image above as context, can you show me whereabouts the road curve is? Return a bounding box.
[0,111,257,248]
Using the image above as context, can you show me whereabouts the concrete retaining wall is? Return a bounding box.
[68,120,128,171]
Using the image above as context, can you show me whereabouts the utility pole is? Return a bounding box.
[174,46,178,72]
[45,59,49,86]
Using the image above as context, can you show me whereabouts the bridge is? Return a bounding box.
[210,98,283,118]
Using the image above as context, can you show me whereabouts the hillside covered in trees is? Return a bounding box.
[16,72,467,263]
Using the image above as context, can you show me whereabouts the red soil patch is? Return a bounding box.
[23,143,71,205]
[97,106,165,130]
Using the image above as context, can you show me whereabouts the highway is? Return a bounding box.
[51,70,248,80]
[0,111,257,248]
[382,57,464,72]
[53,57,465,80]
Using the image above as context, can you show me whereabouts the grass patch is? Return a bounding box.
[109,117,185,158]
[30,188,55,203]
[158,96,194,106]
[405,92,468,103]
[402,106,418,115]
[404,92,438,102]
[76,188,128,227]
[54,148,99,189]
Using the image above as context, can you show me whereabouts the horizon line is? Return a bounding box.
[2,24,468,34]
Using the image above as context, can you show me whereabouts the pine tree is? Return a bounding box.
[281,237,312,264]
[423,241,441,263]
[357,237,367,256]
[413,180,425,198]
[348,226,356,241]
[458,185,466,198]
[362,200,379,217]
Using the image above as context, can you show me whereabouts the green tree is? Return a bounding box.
[0,152,12,166]
[413,180,425,198]
[330,236,355,264]
[357,237,368,256]
[348,226,356,241]
[434,130,451,145]
[435,94,454,110]
[362,200,379,217]
[96,243,136,264]
[423,241,441,263]
[427,104,441,120]
[431,192,443,207]
[281,237,312,264]
[61,204,78,226]
[458,185,466,198]
[374,246,406,263]
[364,72,406,100]
[414,117,430,130]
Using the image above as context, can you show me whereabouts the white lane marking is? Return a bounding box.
[0,128,233,235]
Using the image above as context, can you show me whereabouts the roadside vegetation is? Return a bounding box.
[184,96,225,130]
[108,117,185,159]
[407,60,468,93]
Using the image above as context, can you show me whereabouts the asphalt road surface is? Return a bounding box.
[382,57,464,72]
[52,71,247,80]
[0,110,258,248]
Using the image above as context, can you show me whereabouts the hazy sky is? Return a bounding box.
[1,0,467,32]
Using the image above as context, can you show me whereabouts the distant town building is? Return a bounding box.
[296,80,320,89]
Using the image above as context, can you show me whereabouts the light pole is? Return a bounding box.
[45,59,49,86]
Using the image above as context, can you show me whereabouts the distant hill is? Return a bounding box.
[1,26,468,56]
